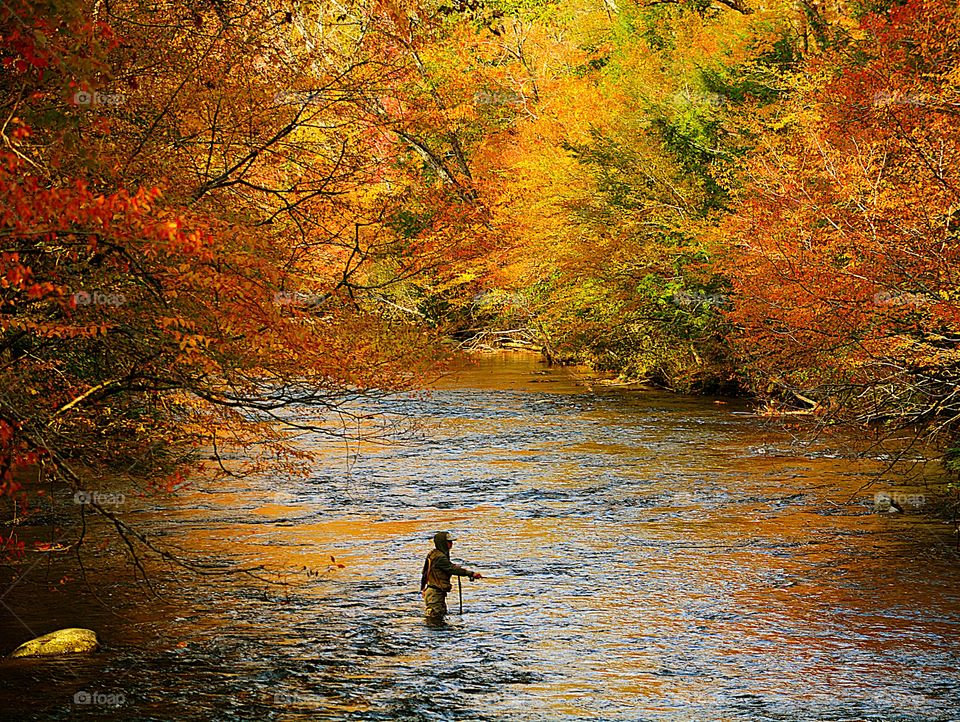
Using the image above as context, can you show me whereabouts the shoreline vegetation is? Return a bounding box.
[453,344,960,531]
[2,0,960,567]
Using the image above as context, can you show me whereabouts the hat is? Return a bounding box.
[433,531,456,547]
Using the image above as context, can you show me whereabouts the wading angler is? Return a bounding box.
[420,532,482,624]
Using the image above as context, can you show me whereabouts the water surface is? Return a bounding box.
[2,353,959,721]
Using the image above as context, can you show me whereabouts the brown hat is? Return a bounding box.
[433,531,456,550]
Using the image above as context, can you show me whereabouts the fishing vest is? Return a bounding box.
[421,549,453,592]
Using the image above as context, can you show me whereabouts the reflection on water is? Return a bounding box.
[2,352,960,721]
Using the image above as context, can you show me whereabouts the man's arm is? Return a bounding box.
[434,554,482,580]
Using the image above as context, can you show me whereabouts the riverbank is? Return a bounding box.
[456,346,960,529]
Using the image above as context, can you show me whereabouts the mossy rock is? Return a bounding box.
[8,628,99,658]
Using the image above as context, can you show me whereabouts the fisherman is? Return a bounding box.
[420,531,482,623]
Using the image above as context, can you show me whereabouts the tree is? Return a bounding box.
[0,0,462,567]
[469,0,798,388]
[725,0,960,460]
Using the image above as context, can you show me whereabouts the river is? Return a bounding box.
[2,353,960,721]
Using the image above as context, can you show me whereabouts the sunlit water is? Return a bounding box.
[3,353,960,721]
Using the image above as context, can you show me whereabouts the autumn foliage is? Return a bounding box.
[725,0,960,439]
[0,0,493,558]
[3,0,960,560]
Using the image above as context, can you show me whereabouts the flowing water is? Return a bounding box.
[2,353,960,721]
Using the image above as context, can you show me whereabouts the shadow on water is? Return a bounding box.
[2,352,960,721]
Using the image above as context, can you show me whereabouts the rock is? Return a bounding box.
[874,492,904,514]
[8,628,99,658]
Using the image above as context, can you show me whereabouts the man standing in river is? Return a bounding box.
[420,531,482,623]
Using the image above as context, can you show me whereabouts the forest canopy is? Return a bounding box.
[2,0,959,557]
